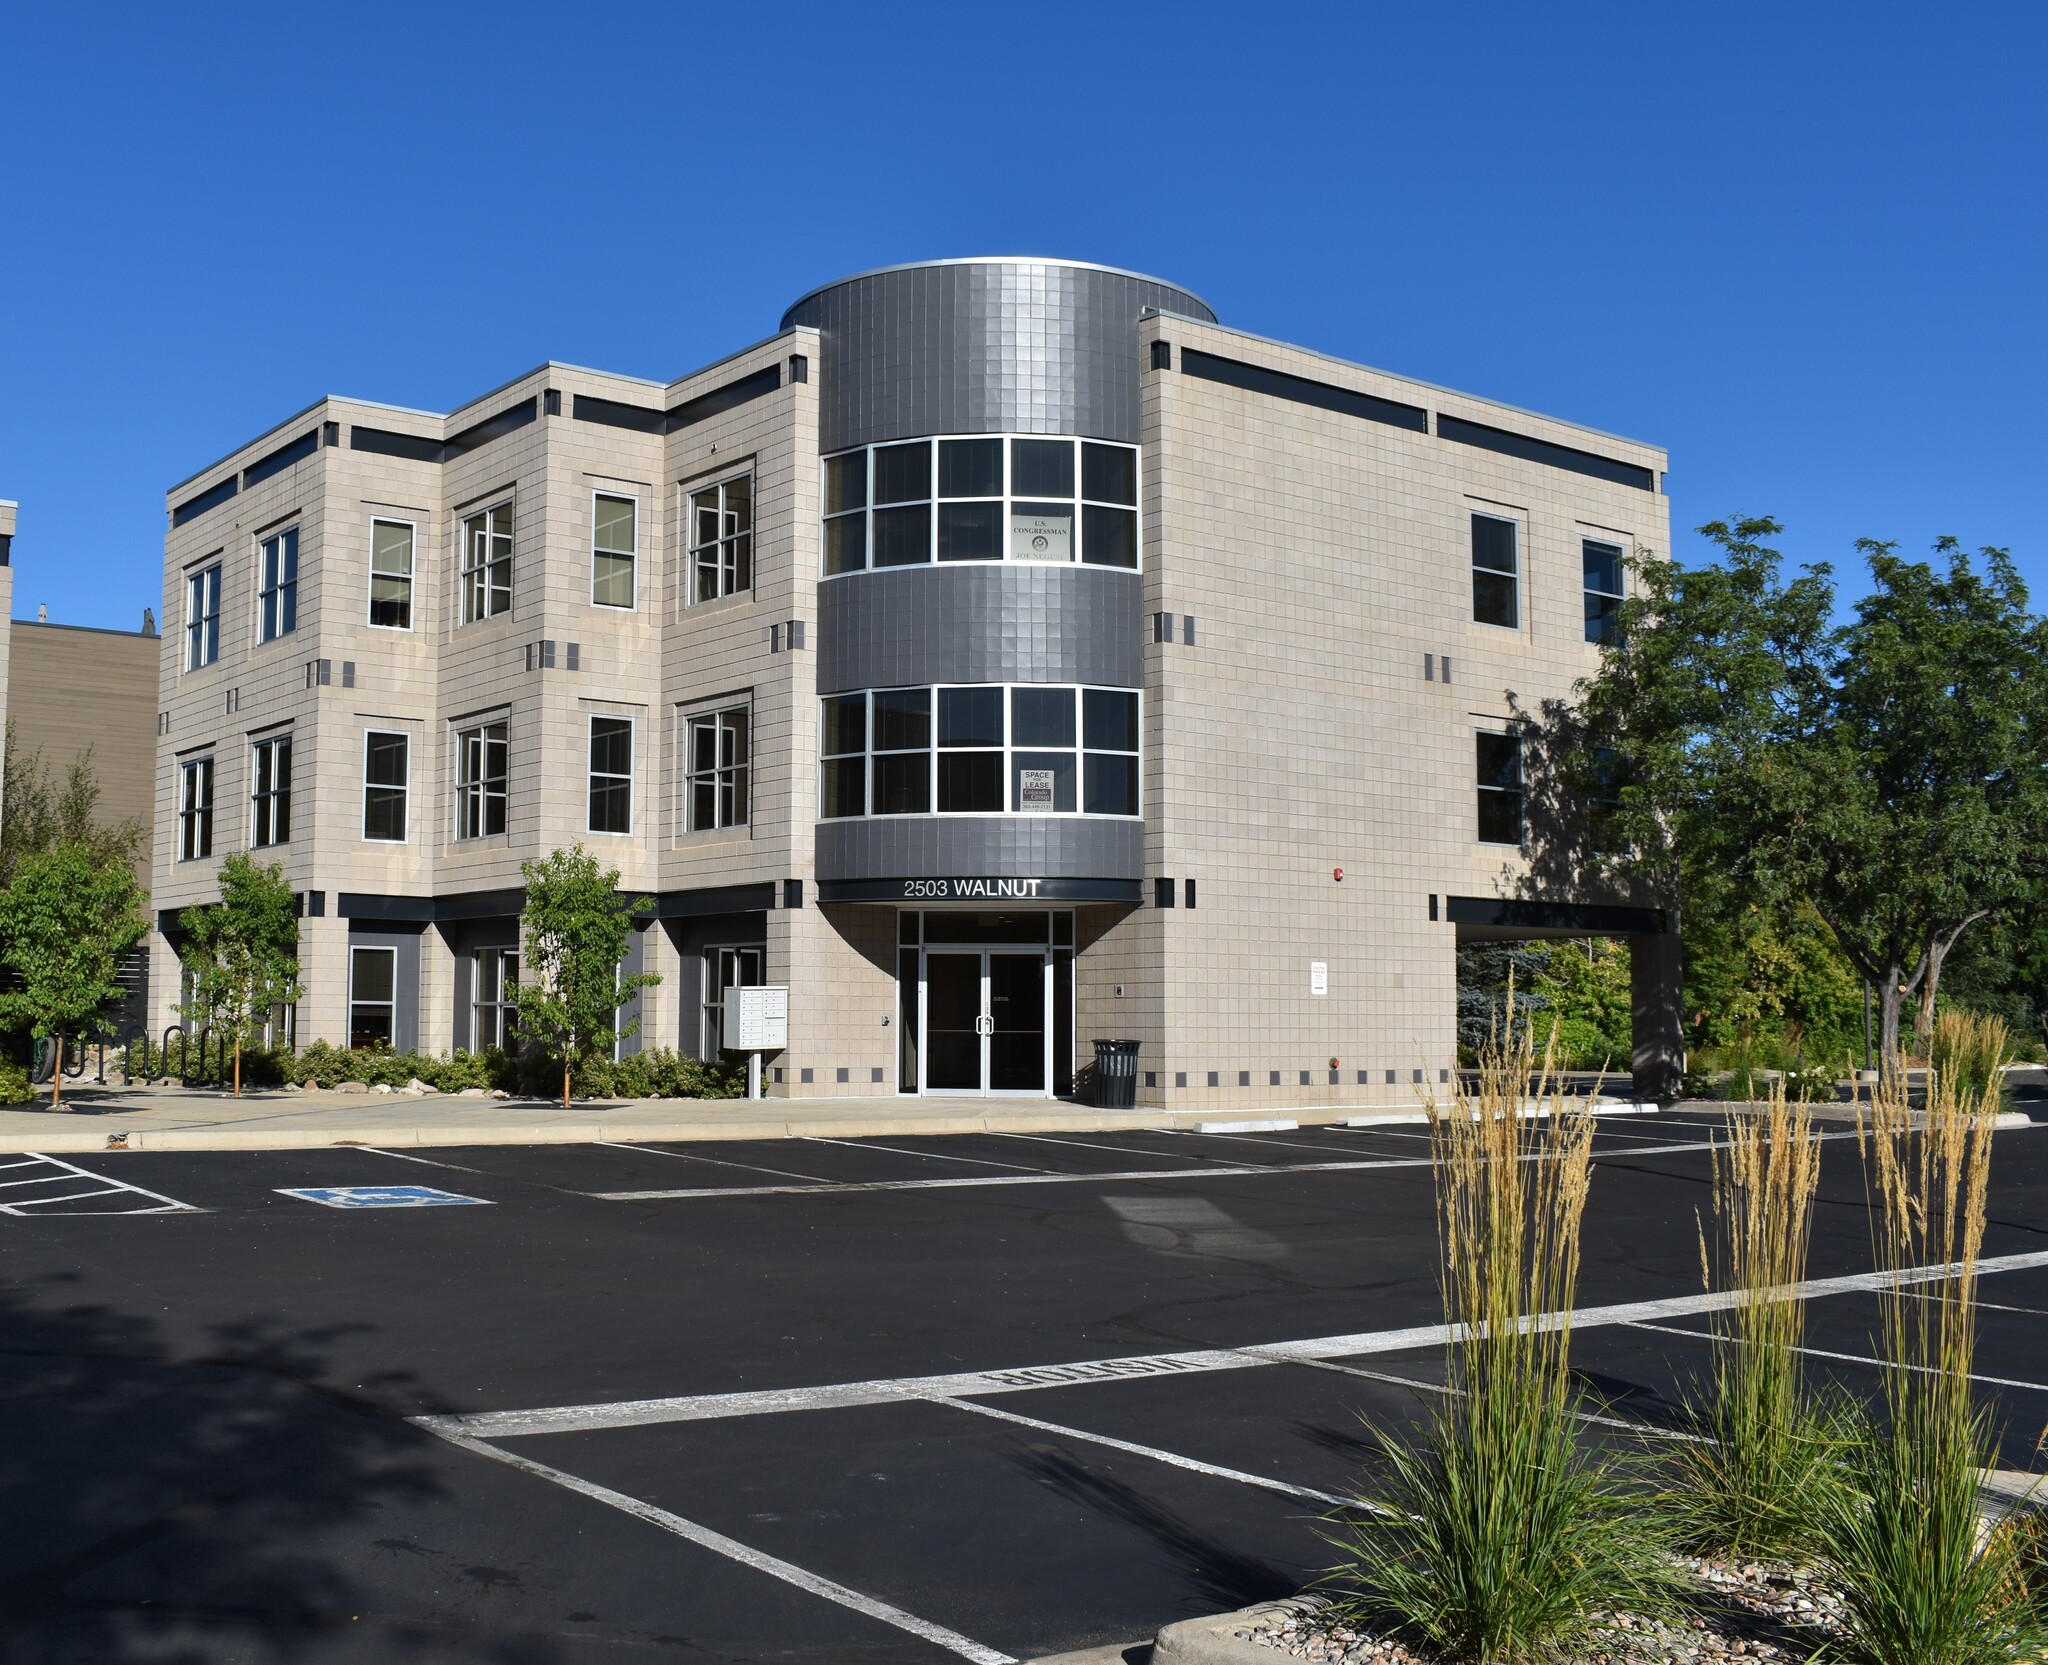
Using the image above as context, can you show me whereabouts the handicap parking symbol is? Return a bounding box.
[277,1185,492,1209]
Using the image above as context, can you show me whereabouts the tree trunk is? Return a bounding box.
[1915,913,1990,1057]
[49,1030,62,1108]
[1879,969,1907,1080]
[563,1057,571,1111]
[233,1036,242,1098]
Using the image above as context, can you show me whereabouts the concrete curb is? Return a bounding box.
[0,1099,1580,1156]
[1152,1595,1330,1663]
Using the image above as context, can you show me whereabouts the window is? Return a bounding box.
[258,527,298,643]
[588,716,633,834]
[363,731,409,841]
[819,436,1140,574]
[819,685,1140,818]
[821,694,868,818]
[1583,538,1625,644]
[178,757,214,860]
[685,706,749,831]
[349,946,396,1050]
[1471,513,1519,629]
[704,945,763,1055]
[461,503,513,623]
[1083,688,1141,815]
[1476,732,1524,845]
[689,476,752,602]
[457,720,508,839]
[250,734,292,847]
[474,946,518,1051]
[185,563,221,670]
[369,519,414,628]
[592,493,637,608]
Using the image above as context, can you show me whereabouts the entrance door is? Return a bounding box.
[920,950,1049,1095]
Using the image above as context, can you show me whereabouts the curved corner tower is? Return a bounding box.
[787,258,1213,897]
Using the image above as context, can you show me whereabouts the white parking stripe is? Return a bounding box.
[1623,1320,2048,1395]
[352,1146,482,1172]
[586,1132,1862,1203]
[419,1246,2048,1440]
[427,1430,1015,1665]
[595,1140,831,1185]
[804,1137,1052,1173]
[0,1153,198,1216]
[926,1395,1360,1509]
[985,1130,1218,1164]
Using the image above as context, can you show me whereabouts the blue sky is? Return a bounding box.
[3,2,2041,630]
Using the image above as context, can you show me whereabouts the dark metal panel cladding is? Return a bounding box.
[781,259,1215,452]
[817,564,1142,694]
[815,815,1144,884]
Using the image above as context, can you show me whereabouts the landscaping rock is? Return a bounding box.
[405,1077,438,1095]
[334,1080,370,1094]
[456,1086,488,1099]
[371,1083,393,1094]
[490,1089,510,1099]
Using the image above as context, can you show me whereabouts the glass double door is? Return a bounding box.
[923,950,1048,1094]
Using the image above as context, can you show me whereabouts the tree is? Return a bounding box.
[178,853,301,1097]
[509,846,659,1107]
[0,845,148,1106]
[1,723,145,886]
[1556,519,2048,1074]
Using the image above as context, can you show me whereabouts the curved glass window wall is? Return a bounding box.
[823,436,1138,576]
[822,684,1139,818]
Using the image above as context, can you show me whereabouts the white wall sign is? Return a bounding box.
[1018,768,1056,811]
[1310,961,1328,997]
[725,984,789,1050]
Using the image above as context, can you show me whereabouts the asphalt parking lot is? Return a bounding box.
[4,1107,2046,1663]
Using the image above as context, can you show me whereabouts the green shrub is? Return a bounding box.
[0,1058,35,1104]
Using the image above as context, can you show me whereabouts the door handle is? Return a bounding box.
[975,1015,993,1037]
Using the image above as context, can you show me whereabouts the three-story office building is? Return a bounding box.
[152,258,1679,1103]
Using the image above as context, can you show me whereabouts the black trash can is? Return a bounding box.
[1092,1039,1141,1109]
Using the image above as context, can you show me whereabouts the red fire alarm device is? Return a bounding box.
[1333,866,1344,882]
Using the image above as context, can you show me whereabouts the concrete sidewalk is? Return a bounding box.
[0,1084,1462,1155]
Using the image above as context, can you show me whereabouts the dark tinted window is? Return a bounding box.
[938,687,1003,747]
[1083,504,1137,568]
[937,501,1000,560]
[872,688,930,751]
[822,694,866,756]
[873,442,930,505]
[872,504,930,566]
[1084,689,1139,753]
[1084,754,1138,816]
[1472,514,1519,629]
[825,452,867,513]
[1011,687,1075,748]
[937,752,1003,812]
[873,753,930,814]
[1010,438,1073,498]
[938,438,1002,498]
[1082,443,1136,505]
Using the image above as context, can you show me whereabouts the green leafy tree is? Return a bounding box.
[1555,520,2048,1073]
[509,845,660,1107]
[0,723,145,885]
[0,845,147,1107]
[1530,939,1634,1072]
[177,852,301,1097]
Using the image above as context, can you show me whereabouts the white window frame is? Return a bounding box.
[473,945,519,1051]
[250,732,292,848]
[459,499,514,625]
[257,525,299,645]
[368,516,417,631]
[818,683,1142,821]
[1475,729,1525,847]
[683,703,750,833]
[590,490,640,610]
[185,561,222,671]
[1469,508,1524,633]
[1581,533,1628,645]
[362,729,411,843]
[455,718,509,840]
[348,945,398,1051]
[586,713,635,836]
[819,435,1142,579]
[685,472,754,605]
[178,755,215,861]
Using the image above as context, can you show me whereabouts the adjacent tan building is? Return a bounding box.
[151,259,1681,1101]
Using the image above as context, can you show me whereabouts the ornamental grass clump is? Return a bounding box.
[1824,1012,2046,1665]
[1327,993,1680,1663]
[1672,1081,1855,1559]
